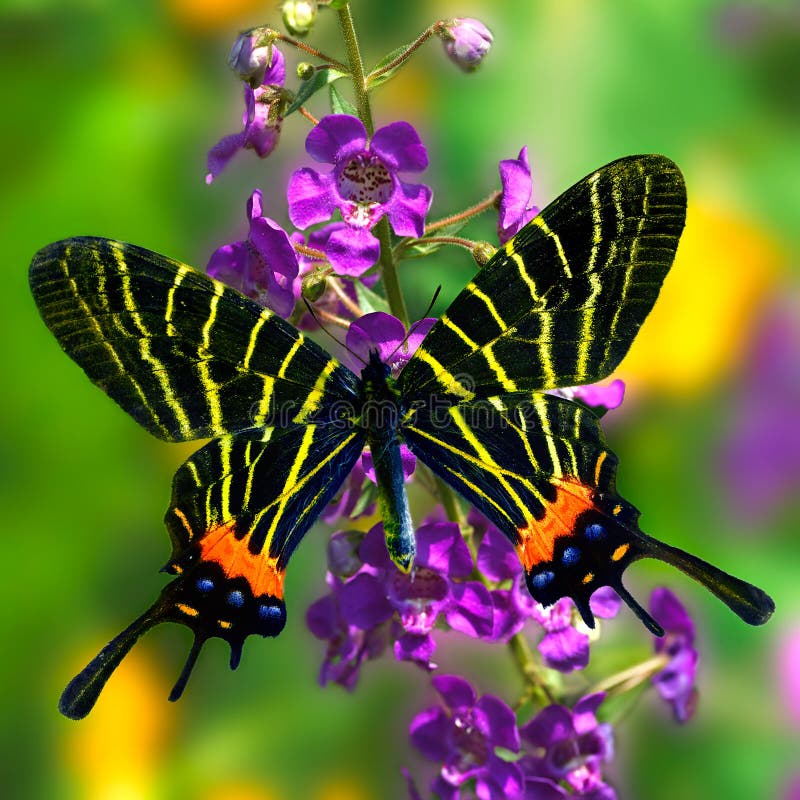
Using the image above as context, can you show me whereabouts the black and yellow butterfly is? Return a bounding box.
[29,155,774,720]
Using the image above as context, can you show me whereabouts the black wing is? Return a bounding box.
[30,237,360,441]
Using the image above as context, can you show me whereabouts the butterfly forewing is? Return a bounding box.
[29,237,360,441]
[399,155,687,401]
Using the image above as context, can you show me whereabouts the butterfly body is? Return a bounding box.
[30,155,774,720]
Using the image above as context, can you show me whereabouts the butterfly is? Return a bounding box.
[29,155,774,720]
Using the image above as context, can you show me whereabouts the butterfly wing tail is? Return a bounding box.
[59,602,164,720]
[636,532,775,626]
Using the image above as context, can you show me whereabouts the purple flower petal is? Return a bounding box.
[477,524,521,582]
[474,694,520,752]
[538,626,590,672]
[589,587,622,619]
[403,317,437,358]
[358,522,394,569]
[523,777,568,800]
[520,705,574,748]
[305,594,340,639]
[338,572,394,629]
[476,756,525,800]
[572,693,606,733]
[325,224,380,276]
[488,588,528,642]
[416,522,474,577]
[402,767,425,800]
[287,167,338,229]
[206,132,247,184]
[497,146,539,244]
[362,443,416,483]
[573,380,626,411]
[347,312,407,363]
[207,241,249,289]
[432,673,477,710]
[370,121,429,172]
[651,587,695,642]
[394,631,437,668]
[306,114,367,164]
[409,705,452,762]
[443,18,494,72]
[387,180,433,237]
[446,581,495,639]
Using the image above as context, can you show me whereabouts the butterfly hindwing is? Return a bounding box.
[399,155,687,401]
[60,422,364,720]
[29,237,360,441]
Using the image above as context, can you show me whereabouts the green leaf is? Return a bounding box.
[285,67,347,116]
[354,279,391,315]
[329,83,358,116]
[366,43,412,89]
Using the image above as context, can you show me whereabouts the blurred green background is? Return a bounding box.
[2,0,799,798]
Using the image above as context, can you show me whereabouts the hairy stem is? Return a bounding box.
[425,190,502,232]
[367,23,441,83]
[275,32,349,72]
[336,4,374,135]
[508,632,557,706]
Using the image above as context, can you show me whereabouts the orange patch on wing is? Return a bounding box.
[516,480,596,570]
[199,523,285,599]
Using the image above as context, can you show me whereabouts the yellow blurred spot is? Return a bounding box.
[618,202,781,395]
[165,0,267,31]
[200,780,282,800]
[315,776,371,800]
[64,646,173,800]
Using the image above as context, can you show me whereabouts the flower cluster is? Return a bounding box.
[408,676,617,800]
[199,7,710,800]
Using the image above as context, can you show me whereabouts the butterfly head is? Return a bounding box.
[59,543,286,720]
[521,488,774,636]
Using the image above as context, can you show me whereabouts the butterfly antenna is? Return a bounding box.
[303,298,366,367]
[386,285,442,364]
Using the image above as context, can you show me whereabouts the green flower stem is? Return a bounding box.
[425,190,501,233]
[275,32,349,72]
[367,23,441,84]
[336,4,374,135]
[376,219,410,326]
[589,653,670,698]
[508,631,557,706]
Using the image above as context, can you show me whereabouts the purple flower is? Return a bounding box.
[529,589,621,673]
[649,588,699,723]
[498,146,540,244]
[475,513,621,665]
[718,291,800,524]
[321,459,375,526]
[519,693,616,800]
[776,626,800,727]
[441,18,494,72]
[287,115,432,276]
[227,28,274,86]
[345,311,436,375]
[409,674,524,800]
[207,189,299,317]
[309,521,494,673]
[206,47,286,183]
[305,574,388,689]
[549,380,626,414]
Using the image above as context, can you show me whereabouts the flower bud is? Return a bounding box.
[282,0,318,37]
[228,27,276,87]
[440,18,493,72]
[296,62,315,81]
[472,241,496,267]
[302,268,328,302]
[327,530,366,578]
